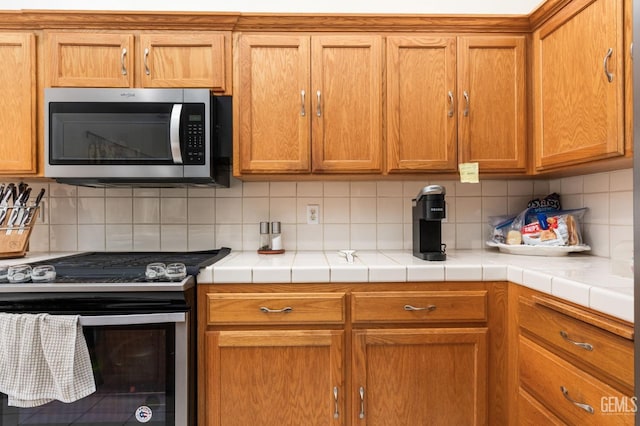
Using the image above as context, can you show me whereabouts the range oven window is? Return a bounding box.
[1,323,177,426]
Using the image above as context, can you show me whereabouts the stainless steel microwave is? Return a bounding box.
[44,88,231,187]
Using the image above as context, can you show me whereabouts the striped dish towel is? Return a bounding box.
[0,313,96,407]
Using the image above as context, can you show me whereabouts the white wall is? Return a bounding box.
[12,0,544,15]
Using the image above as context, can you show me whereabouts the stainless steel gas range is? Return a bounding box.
[0,248,230,426]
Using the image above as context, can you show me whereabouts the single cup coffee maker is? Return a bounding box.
[412,184,446,261]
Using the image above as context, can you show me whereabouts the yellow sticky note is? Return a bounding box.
[458,162,479,183]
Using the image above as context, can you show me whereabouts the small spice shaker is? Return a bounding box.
[271,221,282,250]
[259,222,271,251]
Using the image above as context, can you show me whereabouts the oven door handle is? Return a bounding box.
[79,312,186,326]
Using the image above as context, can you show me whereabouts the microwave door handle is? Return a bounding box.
[170,104,184,164]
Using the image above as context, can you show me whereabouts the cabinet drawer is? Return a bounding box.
[351,291,487,323]
[519,296,633,389]
[207,293,345,325]
[518,388,564,426]
[519,337,634,425]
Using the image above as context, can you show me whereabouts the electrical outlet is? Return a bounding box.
[307,204,320,225]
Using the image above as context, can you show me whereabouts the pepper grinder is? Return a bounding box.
[259,222,271,251]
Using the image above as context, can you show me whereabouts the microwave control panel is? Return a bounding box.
[183,104,206,164]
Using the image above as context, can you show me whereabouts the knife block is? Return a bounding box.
[0,206,39,259]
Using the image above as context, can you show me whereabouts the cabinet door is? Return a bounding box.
[234,35,311,174]
[311,35,382,173]
[138,33,228,90]
[458,36,527,172]
[205,329,344,426]
[533,0,623,170]
[0,33,36,175]
[386,36,457,172]
[45,31,134,87]
[352,328,487,425]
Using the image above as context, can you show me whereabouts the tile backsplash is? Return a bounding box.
[22,168,633,258]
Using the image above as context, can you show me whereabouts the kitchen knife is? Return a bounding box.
[17,188,45,233]
[6,187,30,235]
[0,183,15,226]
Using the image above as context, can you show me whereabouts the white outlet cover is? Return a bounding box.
[307,204,319,224]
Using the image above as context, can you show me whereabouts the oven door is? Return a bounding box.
[0,312,189,426]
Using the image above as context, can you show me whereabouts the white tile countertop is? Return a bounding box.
[198,249,634,324]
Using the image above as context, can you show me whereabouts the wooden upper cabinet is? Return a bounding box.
[458,36,527,172]
[45,32,134,87]
[386,34,526,174]
[234,33,382,175]
[311,35,383,173]
[386,36,458,172]
[533,0,623,170]
[138,33,227,90]
[44,31,229,91]
[234,34,311,174]
[0,33,37,175]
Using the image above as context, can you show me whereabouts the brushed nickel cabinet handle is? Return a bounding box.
[316,90,322,117]
[603,47,614,83]
[463,91,470,117]
[144,47,151,76]
[447,91,454,118]
[120,48,128,76]
[300,90,306,116]
[259,306,293,314]
[404,304,436,312]
[561,386,594,414]
[559,330,594,351]
[359,386,365,419]
[333,386,339,419]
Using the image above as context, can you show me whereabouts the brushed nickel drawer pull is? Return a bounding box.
[259,306,293,314]
[144,47,151,75]
[120,48,128,76]
[559,330,594,351]
[316,90,322,117]
[404,304,436,312]
[300,90,306,116]
[463,90,470,117]
[359,386,365,419]
[447,91,454,118]
[560,386,594,414]
[603,47,614,83]
[333,386,339,419]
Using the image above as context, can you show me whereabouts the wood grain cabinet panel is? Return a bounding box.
[351,290,487,323]
[386,34,526,174]
[205,329,344,426]
[533,0,624,170]
[234,33,382,175]
[513,286,634,426]
[0,32,37,175]
[352,328,488,425]
[45,31,230,90]
[199,282,503,425]
[45,32,134,87]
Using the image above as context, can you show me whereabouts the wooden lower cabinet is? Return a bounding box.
[352,328,487,425]
[204,329,344,426]
[198,282,506,426]
[513,286,634,425]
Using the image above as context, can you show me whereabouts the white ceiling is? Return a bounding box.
[15,0,546,15]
